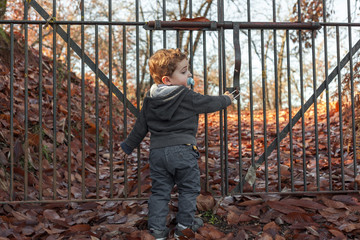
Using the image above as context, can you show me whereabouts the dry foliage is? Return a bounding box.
[0,28,360,239]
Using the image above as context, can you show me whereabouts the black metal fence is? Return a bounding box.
[0,0,359,204]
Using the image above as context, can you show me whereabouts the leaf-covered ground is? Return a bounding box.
[0,30,360,239]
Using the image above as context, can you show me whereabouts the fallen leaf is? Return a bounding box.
[69,224,91,232]
[197,194,216,211]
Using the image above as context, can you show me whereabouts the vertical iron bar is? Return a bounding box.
[298,0,307,191]
[189,0,194,82]
[311,31,320,190]
[237,81,242,193]
[273,0,281,192]
[109,0,114,198]
[223,31,229,195]
[261,29,268,192]
[81,0,86,200]
[150,30,153,85]
[10,24,14,201]
[52,0,57,201]
[217,0,225,196]
[176,30,180,48]
[123,26,128,198]
[163,0,166,48]
[336,26,345,190]
[237,26,243,194]
[247,0,255,192]
[24,1,29,201]
[95,24,100,199]
[136,0,141,198]
[286,30,294,192]
[221,0,229,195]
[347,0,357,190]
[39,24,43,201]
[323,0,332,191]
[67,24,72,200]
[203,31,209,192]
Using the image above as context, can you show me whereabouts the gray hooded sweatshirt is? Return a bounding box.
[121,84,231,154]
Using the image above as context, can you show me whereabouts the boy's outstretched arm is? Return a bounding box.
[190,90,233,114]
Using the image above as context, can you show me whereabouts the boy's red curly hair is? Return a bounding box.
[149,48,188,84]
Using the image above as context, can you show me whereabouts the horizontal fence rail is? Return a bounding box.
[0,0,359,205]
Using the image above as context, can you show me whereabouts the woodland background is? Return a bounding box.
[0,0,360,239]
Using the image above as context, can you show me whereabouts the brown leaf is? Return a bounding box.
[332,195,360,206]
[226,210,241,225]
[259,233,273,240]
[329,228,347,238]
[267,200,306,214]
[69,224,91,232]
[198,224,225,239]
[282,212,316,225]
[320,196,348,209]
[43,209,61,221]
[355,175,360,186]
[338,223,360,232]
[197,194,216,211]
[280,198,326,210]
[21,225,35,236]
[263,221,280,237]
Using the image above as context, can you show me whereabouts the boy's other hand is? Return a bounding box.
[224,91,234,102]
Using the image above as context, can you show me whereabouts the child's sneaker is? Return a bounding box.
[149,228,169,240]
[174,217,204,239]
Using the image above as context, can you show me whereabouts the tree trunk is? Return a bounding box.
[277,32,287,109]
[0,0,7,21]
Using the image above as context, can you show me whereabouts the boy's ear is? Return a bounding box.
[161,76,172,85]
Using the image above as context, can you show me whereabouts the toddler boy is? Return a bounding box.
[120,48,233,239]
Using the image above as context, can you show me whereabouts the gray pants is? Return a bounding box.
[148,144,200,230]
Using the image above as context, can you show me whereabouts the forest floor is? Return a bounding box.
[0,28,360,240]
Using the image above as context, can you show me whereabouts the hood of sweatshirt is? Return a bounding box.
[146,84,188,121]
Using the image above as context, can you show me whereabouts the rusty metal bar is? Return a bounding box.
[81,0,85,200]
[336,26,345,190]
[248,0,256,192]
[347,0,358,190]
[217,0,225,196]
[67,24,72,200]
[286,30,294,192]
[298,0,307,192]
[24,0,29,201]
[10,23,14,201]
[39,24,44,201]
[2,189,360,205]
[144,21,322,30]
[136,0,141,198]
[95,24,100,199]
[311,30,320,191]
[123,26,128,199]
[52,0,58,201]
[109,0,115,199]
[203,31,210,193]
[272,0,281,192]
[163,0,166,48]
[261,29,268,192]
[323,0,333,191]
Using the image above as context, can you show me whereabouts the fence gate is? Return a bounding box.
[0,0,359,205]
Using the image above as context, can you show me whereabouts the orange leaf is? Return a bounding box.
[69,224,91,232]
